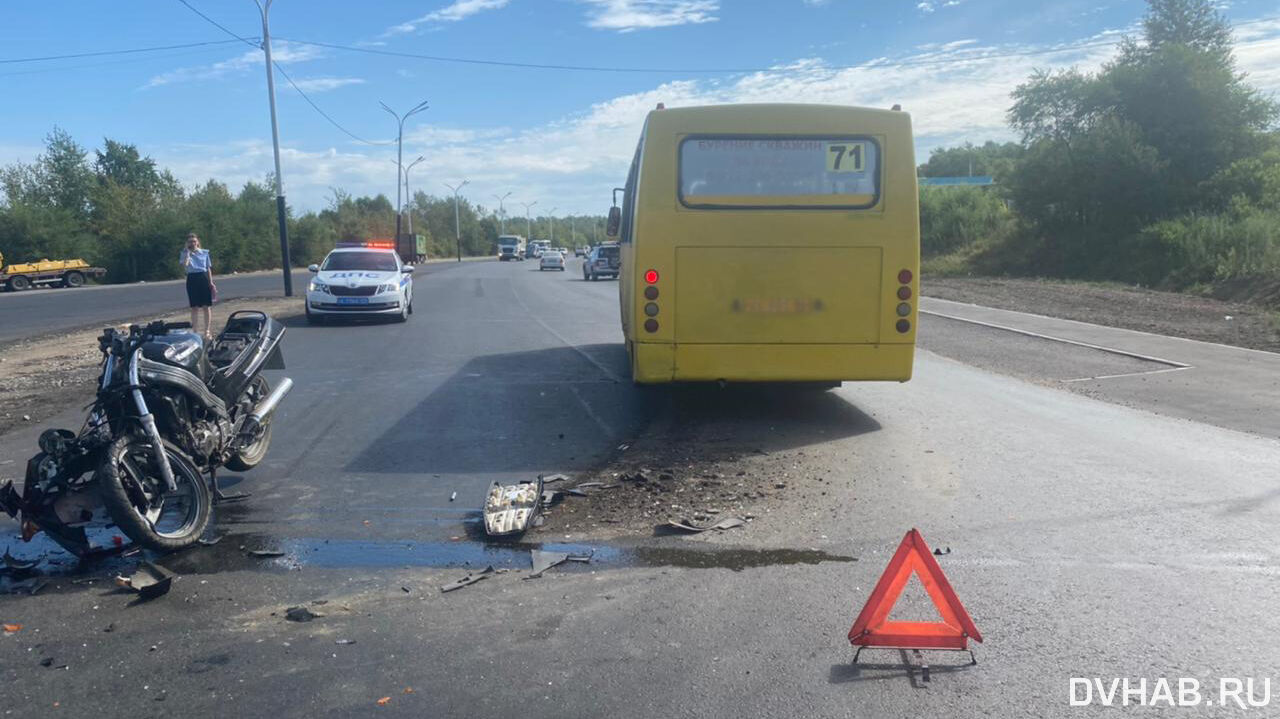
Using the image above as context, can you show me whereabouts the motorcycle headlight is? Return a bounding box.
[163,337,202,362]
[309,280,329,293]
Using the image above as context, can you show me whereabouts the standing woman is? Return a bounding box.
[180,233,216,340]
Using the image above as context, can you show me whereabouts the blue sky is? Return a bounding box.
[2,0,1278,215]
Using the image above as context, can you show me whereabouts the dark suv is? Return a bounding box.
[584,243,621,281]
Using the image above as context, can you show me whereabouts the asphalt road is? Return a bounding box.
[2,258,1279,717]
[0,268,311,345]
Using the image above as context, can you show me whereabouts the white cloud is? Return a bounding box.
[289,77,366,92]
[580,0,719,32]
[385,0,511,35]
[917,2,935,13]
[803,0,832,6]
[154,17,1280,215]
[144,41,324,89]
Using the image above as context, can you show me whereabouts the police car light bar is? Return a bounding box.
[336,240,397,249]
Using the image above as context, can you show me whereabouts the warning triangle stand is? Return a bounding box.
[848,528,982,668]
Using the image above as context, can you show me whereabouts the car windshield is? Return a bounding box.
[321,252,397,271]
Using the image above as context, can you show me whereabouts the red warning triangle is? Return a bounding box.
[848,528,982,650]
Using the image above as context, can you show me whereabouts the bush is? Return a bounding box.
[918,186,1013,257]
[1121,207,1280,288]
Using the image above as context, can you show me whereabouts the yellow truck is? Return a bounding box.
[0,251,107,291]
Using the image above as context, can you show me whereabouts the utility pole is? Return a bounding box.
[380,99,429,253]
[444,180,469,262]
[492,191,512,234]
[403,155,424,236]
[569,215,575,248]
[547,206,557,243]
[520,201,537,241]
[255,0,292,296]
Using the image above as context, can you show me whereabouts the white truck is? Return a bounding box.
[497,235,526,261]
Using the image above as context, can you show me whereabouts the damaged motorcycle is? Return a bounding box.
[0,311,292,556]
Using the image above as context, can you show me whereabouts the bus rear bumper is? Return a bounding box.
[634,342,914,383]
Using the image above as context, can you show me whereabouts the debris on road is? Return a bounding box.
[658,516,747,535]
[197,535,223,547]
[248,549,285,558]
[449,491,457,502]
[542,473,570,484]
[3,548,38,571]
[484,479,543,536]
[527,549,593,578]
[440,566,495,593]
[376,697,391,706]
[3,623,21,634]
[335,639,357,645]
[285,606,324,622]
[933,547,952,556]
[114,562,175,600]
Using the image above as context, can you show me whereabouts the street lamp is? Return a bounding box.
[444,179,469,262]
[491,191,512,235]
[569,215,575,249]
[380,99,429,248]
[253,0,292,296]
[520,201,537,241]
[403,155,424,237]
[547,207,557,243]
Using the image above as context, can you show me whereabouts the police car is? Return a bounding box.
[305,241,414,324]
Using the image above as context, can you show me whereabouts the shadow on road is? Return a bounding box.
[345,343,881,475]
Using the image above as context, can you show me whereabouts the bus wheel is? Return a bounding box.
[63,271,85,288]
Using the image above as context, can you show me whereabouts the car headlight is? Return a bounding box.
[379,282,397,293]
[309,280,329,293]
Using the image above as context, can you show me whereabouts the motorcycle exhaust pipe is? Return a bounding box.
[248,377,293,427]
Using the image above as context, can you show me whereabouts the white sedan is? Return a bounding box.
[305,243,414,324]
[539,251,566,271]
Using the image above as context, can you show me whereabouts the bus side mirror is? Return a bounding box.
[606,206,621,237]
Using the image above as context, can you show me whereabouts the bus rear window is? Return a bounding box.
[679,136,880,209]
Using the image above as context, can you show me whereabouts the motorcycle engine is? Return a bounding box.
[189,420,222,462]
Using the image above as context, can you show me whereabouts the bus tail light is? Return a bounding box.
[896,302,911,317]
[897,286,912,300]
[644,286,659,300]
[644,319,659,333]
[896,319,911,333]
[644,269,659,284]
[898,269,913,285]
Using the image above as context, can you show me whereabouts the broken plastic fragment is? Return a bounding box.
[542,474,570,484]
[2,548,37,570]
[2,623,21,634]
[249,549,286,558]
[440,566,495,593]
[114,562,175,600]
[376,697,391,706]
[528,550,570,578]
[658,516,747,534]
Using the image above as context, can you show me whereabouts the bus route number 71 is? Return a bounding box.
[825,142,866,173]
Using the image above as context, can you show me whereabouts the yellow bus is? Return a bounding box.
[607,103,919,385]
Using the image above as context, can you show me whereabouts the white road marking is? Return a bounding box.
[921,309,1192,369]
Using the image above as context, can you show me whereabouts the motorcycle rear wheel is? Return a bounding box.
[225,375,273,471]
[99,435,210,552]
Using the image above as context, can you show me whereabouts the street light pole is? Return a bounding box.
[569,215,575,248]
[547,206,557,243]
[520,201,537,242]
[254,0,292,296]
[403,155,424,236]
[444,180,469,262]
[380,99,429,252]
[492,191,512,234]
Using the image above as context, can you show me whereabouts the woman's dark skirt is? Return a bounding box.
[186,271,213,307]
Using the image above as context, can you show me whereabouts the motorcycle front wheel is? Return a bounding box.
[98,435,210,551]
